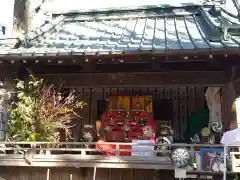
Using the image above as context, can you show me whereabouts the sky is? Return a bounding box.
[0,0,14,37]
[41,0,202,12]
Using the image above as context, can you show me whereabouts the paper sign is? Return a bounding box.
[174,168,187,178]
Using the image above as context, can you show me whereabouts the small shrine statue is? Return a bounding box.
[82,125,96,142]
[142,125,154,139]
[156,125,174,156]
[81,125,97,155]
[201,127,210,143]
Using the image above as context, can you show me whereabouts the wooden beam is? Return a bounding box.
[0,154,172,169]
[27,60,228,75]
[39,71,227,88]
[0,52,237,65]
[0,159,173,169]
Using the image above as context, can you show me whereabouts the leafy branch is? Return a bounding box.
[8,73,86,142]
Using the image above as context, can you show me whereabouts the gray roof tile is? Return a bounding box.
[1,7,240,57]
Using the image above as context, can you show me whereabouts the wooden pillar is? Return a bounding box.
[222,82,237,130]
[229,65,240,129]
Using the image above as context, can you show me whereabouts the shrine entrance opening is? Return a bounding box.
[69,86,209,144]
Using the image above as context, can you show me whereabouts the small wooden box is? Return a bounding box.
[231,152,240,172]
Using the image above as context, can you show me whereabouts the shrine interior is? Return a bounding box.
[62,85,225,145]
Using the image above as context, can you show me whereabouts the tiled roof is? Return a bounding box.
[0,26,20,51]
[0,38,20,51]
[1,6,240,57]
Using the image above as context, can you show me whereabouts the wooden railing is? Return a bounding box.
[0,141,171,169]
[0,141,236,180]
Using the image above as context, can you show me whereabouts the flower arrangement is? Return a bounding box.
[8,73,86,142]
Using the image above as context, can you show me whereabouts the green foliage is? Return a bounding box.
[8,74,42,141]
[8,73,86,142]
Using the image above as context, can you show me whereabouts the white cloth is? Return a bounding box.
[205,87,222,127]
[132,140,154,157]
[235,98,240,128]
[221,128,240,145]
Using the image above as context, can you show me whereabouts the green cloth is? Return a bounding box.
[184,107,209,143]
